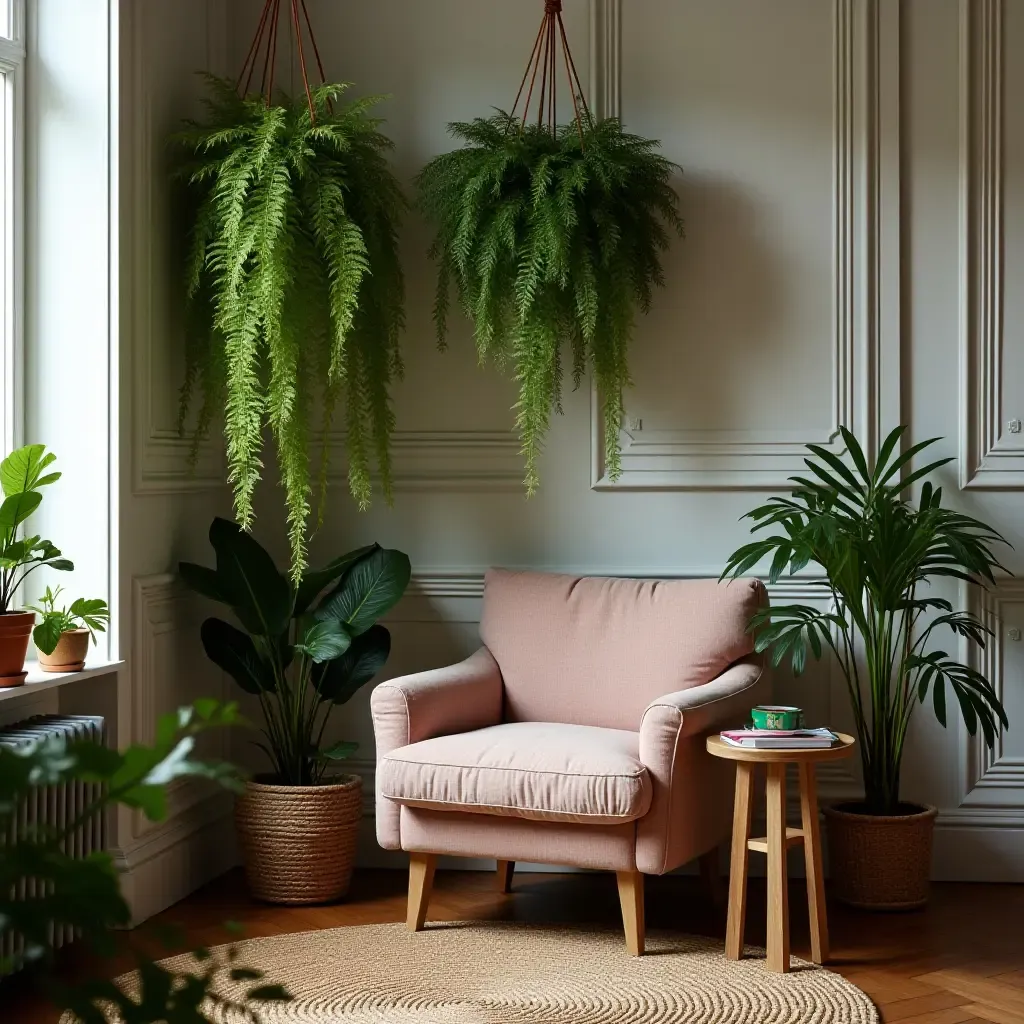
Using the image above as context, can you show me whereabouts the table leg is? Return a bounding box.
[725,762,754,960]
[799,762,829,964]
[765,762,790,973]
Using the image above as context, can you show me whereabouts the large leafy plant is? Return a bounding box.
[172,77,406,579]
[418,113,682,491]
[0,444,73,613]
[723,426,1011,815]
[180,518,410,786]
[1,700,290,1021]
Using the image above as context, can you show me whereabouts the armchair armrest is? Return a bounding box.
[641,655,766,741]
[370,646,503,849]
[636,656,767,875]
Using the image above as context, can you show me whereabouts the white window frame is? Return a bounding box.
[0,0,24,456]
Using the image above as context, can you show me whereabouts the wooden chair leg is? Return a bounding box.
[496,859,515,894]
[725,762,754,960]
[616,870,645,956]
[407,852,437,932]
[799,762,829,964]
[765,763,791,973]
[698,846,724,910]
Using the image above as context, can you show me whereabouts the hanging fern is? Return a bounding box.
[417,112,682,491]
[172,76,405,579]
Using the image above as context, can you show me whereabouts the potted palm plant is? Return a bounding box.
[29,586,110,673]
[180,519,410,904]
[723,426,1011,909]
[0,445,73,687]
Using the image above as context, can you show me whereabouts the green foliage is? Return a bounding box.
[28,585,110,656]
[723,426,1012,814]
[180,518,409,785]
[172,76,406,580]
[0,444,73,613]
[418,112,682,491]
[0,700,290,1021]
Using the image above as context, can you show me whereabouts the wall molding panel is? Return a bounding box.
[591,0,901,491]
[958,0,1024,488]
[130,574,229,844]
[128,1,227,496]
[957,580,1024,819]
[323,431,524,492]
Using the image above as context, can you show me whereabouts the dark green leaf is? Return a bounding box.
[315,548,410,635]
[208,518,292,636]
[200,617,277,694]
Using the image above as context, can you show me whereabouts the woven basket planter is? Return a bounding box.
[824,802,937,910]
[235,775,362,905]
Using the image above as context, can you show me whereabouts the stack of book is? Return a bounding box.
[720,727,838,749]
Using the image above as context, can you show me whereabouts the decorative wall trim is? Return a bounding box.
[959,0,1023,488]
[591,0,900,491]
[130,574,228,843]
[322,431,524,491]
[958,580,1024,812]
[128,1,226,495]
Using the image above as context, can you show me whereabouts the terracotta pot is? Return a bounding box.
[234,775,363,905]
[0,610,35,687]
[824,802,938,910]
[37,628,91,673]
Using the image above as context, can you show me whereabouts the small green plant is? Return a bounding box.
[723,426,1012,815]
[28,585,110,656]
[0,445,73,613]
[171,76,406,582]
[0,700,291,1021]
[418,112,682,491]
[180,518,410,785]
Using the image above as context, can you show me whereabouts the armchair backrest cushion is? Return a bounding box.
[480,569,767,730]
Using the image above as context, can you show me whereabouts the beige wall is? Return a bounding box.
[133,0,1023,887]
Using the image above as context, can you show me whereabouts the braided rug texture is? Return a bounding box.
[91,921,878,1023]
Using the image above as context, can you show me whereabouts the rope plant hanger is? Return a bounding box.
[172,0,406,580]
[418,0,683,492]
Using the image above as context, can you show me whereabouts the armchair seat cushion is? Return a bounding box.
[378,722,652,825]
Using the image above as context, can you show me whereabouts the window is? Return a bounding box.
[0,0,23,455]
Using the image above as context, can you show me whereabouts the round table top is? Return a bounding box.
[706,732,856,764]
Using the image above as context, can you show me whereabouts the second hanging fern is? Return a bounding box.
[418,113,682,490]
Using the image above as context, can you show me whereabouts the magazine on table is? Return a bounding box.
[720,727,838,749]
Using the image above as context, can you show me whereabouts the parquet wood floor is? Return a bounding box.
[4,868,1023,1022]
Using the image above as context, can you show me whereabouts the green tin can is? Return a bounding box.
[750,705,804,730]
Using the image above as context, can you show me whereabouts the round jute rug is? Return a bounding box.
[90,921,879,1023]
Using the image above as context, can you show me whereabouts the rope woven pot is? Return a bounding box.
[235,775,362,905]
[823,802,937,910]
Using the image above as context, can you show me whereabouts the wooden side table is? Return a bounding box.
[706,733,856,973]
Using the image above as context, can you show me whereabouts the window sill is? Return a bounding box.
[0,659,123,705]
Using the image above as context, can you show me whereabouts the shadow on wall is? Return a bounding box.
[629,172,791,432]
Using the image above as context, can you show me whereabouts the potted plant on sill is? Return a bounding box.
[28,586,110,673]
[723,426,1011,909]
[180,518,410,905]
[0,445,74,688]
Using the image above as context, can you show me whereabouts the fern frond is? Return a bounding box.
[172,76,406,580]
[418,111,681,489]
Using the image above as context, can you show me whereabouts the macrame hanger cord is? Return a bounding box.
[237,0,329,123]
[508,0,591,146]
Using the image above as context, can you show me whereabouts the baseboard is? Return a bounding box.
[113,798,238,924]
[931,822,1024,883]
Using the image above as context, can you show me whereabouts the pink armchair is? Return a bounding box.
[370,570,769,954]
